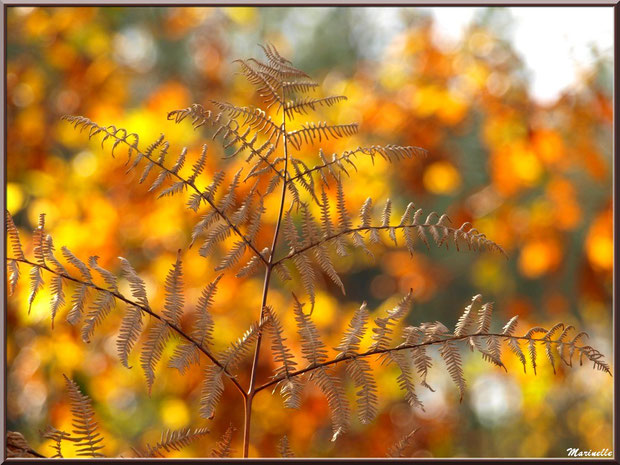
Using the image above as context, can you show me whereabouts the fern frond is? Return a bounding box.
[221,323,260,372]
[284,95,347,118]
[359,197,373,229]
[278,436,294,458]
[236,248,268,278]
[63,375,104,457]
[315,367,350,442]
[170,275,220,374]
[27,265,44,315]
[88,256,118,292]
[274,206,505,269]
[502,316,526,372]
[81,290,115,343]
[41,426,73,458]
[579,345,612,375]
[282,80,319,93]
[439,338,466,402]
[235,59,283,109]
[144,427,210,457]
[27,214,47,313]
[200,365,225,420]
[370,291,413,352]
[187,144,209,184]
[292,252,317,311]
[211,101,284,145]
[66,283,89,326]
[61,246,93,282]
[346,357,378,424]
[203,322,261,418]
[260,43,311,79]
[287,122,359,151]
[290,145,427,185]
[525,327,547,375]
[44,235,68,327]
[387,428,419,458]
[118,257,149,309]
[116,304,143,369]
[6,211,25,259]
[140,320,170,394]
[543,323,564,374]
[167,103,220,129]
[335,302,369,358]
[454,294,482,337]
[336,177,352,231]
[210,425,235,458]
[63,116,267,264]
[293,294,327,364]
[390,350,424,410]
[163,251,184,324]
[48,275,65,329]
[7,259,20,297]
[264,307,302,409]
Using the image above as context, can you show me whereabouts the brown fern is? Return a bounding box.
[6,43,611,460]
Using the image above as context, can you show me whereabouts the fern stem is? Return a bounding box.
[11,257,247,398]
[253,332,593,395]
[243,92,290,458]
[273,223,505,265]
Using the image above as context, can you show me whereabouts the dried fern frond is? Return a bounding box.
[81,289,115,343]
[140,319,170,394]
[439,338,466,402]
[27,214,47,313]
[210,425,235,458]
[289,145,427,190]
[284,95,348,119]
[264,307,302,409]
[293,295,327,365]
[163,250,184,325]
[369,291,413,352]
[278,435,294,458]
[117,304,143,369]
[346,356,378,424]
[292,295,349,440]
[387,428,420,458]
[170,275,220,375]
[63,375,104,457]
[235,59,283,109]
[139,254,186,392]
[41,426,74,458]
[141,427,210,458]
[210,100,284,146]
[200,323,260,419]
[287,122,359,151]
[274,201,505,277]
[118,257,150,309]
[6,211,24,296]
[258,293,610,421]
[335,303,369,358]
[6,210,25,260]
[61,115,267,265]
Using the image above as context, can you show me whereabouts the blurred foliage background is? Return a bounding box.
[6,6,613,458]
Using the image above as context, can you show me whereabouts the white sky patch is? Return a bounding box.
[424,6,613,103]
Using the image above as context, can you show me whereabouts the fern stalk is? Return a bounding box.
[242,84,290,458]
[253,332,609,395]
